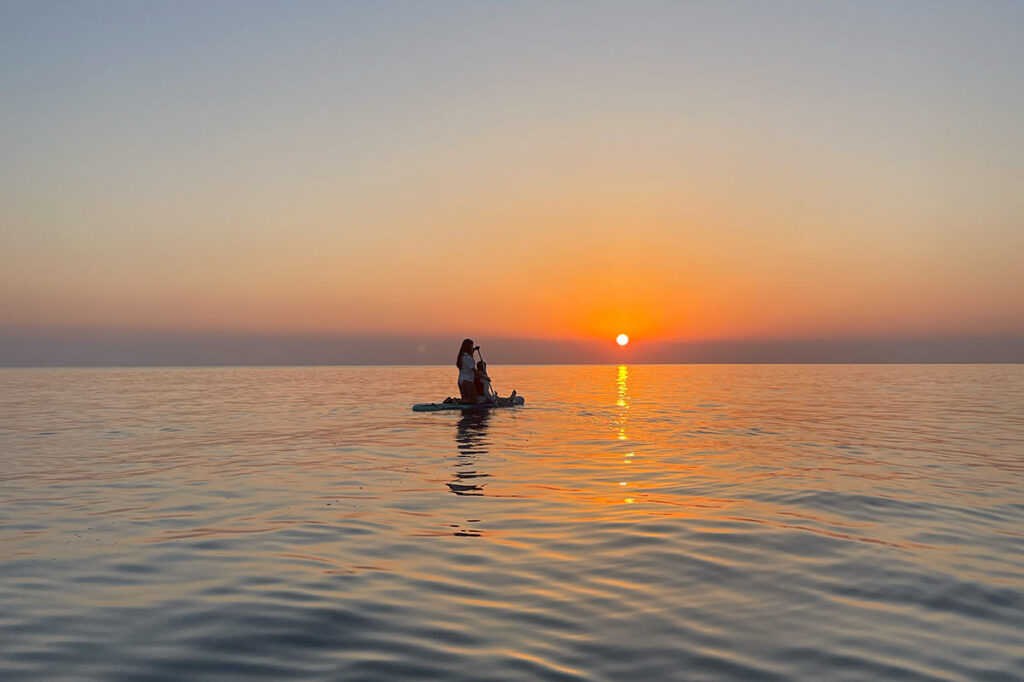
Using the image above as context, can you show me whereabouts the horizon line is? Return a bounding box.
[2,328,1022,366]
[3,362,1022,370]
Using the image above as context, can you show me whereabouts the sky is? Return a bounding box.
[1,1,1022,364]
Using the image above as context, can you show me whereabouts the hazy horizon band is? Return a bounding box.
[2,329,1022,366]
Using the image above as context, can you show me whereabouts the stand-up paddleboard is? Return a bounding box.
[412,395,524,412]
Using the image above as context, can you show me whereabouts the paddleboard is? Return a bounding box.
[412,396,524,412]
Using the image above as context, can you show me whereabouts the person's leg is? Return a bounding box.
[459,381,477,404]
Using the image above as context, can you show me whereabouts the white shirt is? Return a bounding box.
[458,352,476,383]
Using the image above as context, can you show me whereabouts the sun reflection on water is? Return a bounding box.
[615,365,629,442]
[616,365,633,502]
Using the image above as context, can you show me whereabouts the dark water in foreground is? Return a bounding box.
[1,365,1022,681]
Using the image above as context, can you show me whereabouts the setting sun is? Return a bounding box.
[616,334,630,346]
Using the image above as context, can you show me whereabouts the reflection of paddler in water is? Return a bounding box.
[447,410,492,496]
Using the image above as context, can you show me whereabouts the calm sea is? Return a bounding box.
[1,365,1022,681]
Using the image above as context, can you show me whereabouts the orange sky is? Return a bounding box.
[2,3,1022,346]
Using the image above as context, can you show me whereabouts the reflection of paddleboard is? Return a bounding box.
[412,396,525,412]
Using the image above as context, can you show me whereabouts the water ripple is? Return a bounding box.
[1,365,1022,680]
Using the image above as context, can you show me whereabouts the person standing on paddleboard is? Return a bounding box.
[457,339,479,404]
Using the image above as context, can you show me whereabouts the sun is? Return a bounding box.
[616,334,629,346]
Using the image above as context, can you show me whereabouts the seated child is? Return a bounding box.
[475,360,497,403]
[475,361,517,405]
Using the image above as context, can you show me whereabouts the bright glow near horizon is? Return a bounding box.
[1,2,1022,348]
[617,334,630,346]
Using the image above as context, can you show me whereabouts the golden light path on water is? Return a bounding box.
[615,365,634,504]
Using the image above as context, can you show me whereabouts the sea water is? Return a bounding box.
[1,365,1022,681]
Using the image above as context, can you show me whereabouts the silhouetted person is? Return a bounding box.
[475,359,496,402]
[473,359,485,398]
[457,338,479,404]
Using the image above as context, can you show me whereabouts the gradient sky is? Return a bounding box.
[2,1,1022,351]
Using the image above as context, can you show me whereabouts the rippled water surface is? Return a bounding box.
[1,365,1022,681]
